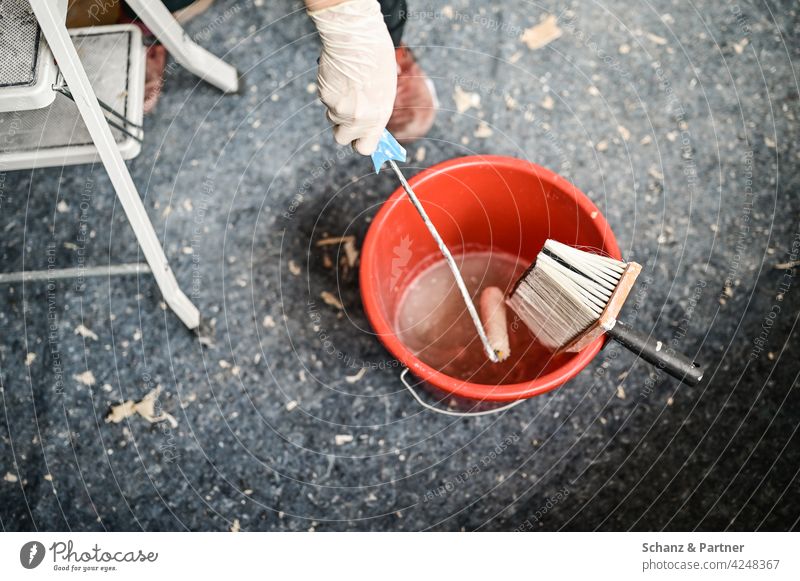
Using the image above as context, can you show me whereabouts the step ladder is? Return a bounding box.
[0,0,240,330]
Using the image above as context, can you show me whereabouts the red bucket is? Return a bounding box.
[360,156,621,404]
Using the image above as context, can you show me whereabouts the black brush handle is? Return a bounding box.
[607,321,704,386]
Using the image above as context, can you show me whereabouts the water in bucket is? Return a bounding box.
[394,249,569,384]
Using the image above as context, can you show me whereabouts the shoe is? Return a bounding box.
[143,44,167,115]
[387,45,437,144]
[126,0,215,114]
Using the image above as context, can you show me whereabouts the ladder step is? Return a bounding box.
[0,24,145,170]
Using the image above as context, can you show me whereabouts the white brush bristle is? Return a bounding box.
[507,240,627,350]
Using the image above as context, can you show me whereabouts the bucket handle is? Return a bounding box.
[400,368,526,417]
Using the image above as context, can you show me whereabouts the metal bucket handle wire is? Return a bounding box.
[400,368,526,417]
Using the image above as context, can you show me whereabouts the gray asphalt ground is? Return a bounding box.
[1,0,798,531]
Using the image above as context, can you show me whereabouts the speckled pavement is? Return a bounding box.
[1,0,798,531]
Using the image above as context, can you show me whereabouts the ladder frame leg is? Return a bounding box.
[124,0,239,93]
[30,1,201,330]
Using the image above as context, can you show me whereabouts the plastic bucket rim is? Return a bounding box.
[360,155,622,403]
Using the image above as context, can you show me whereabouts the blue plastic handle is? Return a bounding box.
[370,129,407,173]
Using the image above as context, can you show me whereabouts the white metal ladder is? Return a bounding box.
[1,0,239,329]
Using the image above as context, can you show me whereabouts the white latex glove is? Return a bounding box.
[308,0,397,155]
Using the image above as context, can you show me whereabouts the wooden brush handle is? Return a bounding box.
[608,321,704,386]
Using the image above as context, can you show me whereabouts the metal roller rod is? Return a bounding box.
[388,160,499,363]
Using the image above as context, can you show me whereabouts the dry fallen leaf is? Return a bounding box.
[453,85,481,114]
[105,400,136,424]
[645,32,667,45]
[316,235,353,246]
[345,368,367,383]
[74,370,96,386]
[617,125,631,141]
[773,260,800,270]
[105,386,178,428]
[521,15,562,50]
[320,291,344,310]
[316,235,359,268]
[75,324,98,341]
[343,240,359,268]
[616,385,626,400]
[474,121,494,138]
[335,434,354,445]
[288,260,301,276]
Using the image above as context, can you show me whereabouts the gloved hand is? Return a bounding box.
[308,0,397,155]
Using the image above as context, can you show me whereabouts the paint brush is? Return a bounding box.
[371,130,499,363]
[506,239,704,385]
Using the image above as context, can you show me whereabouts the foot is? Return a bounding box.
[123,0,216,115]
[387,45,437,144]
[144,44,167,115]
